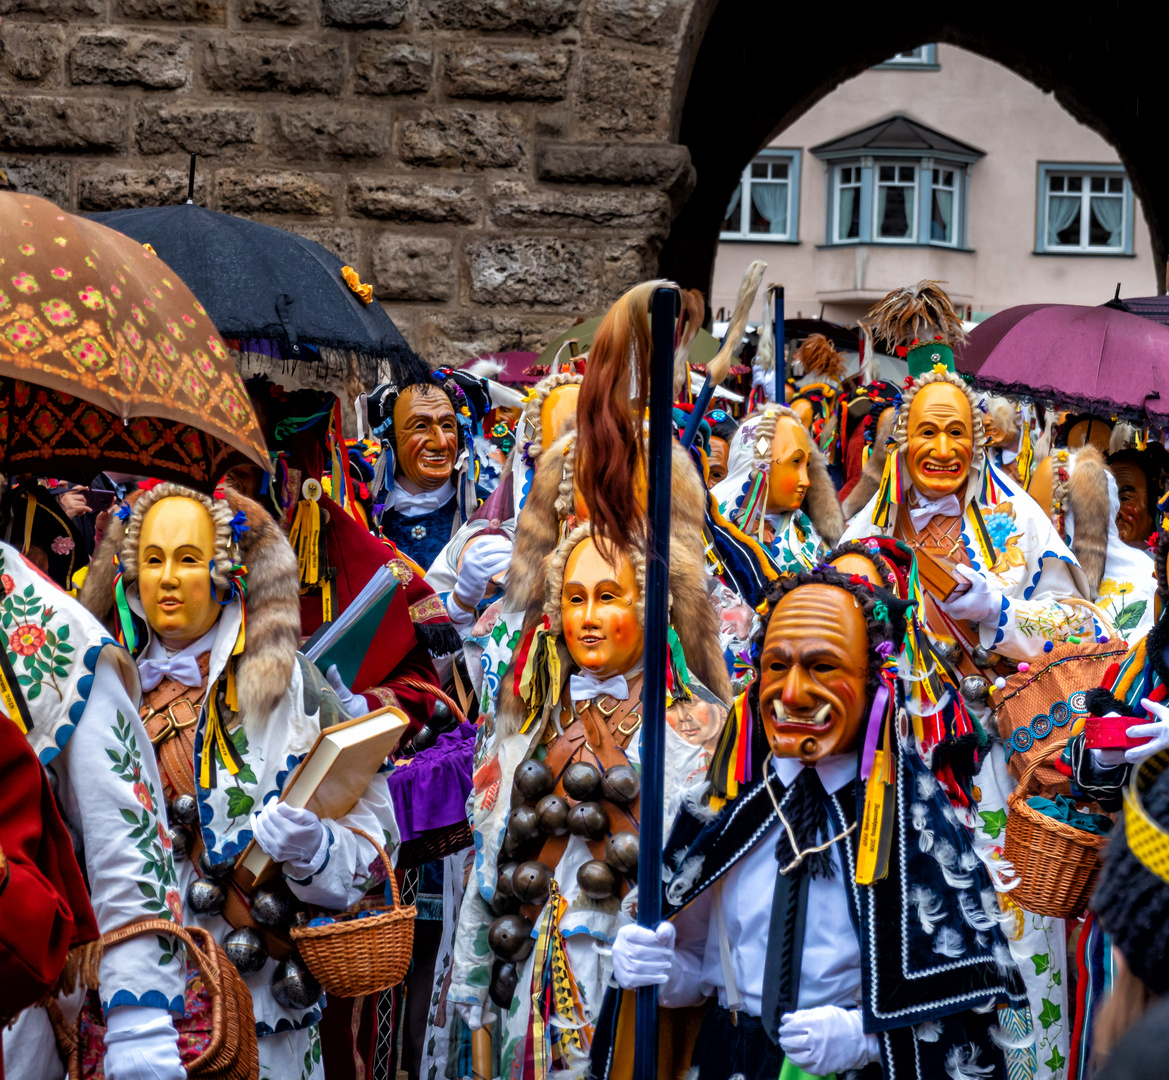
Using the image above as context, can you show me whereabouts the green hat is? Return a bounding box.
[906,341,955,380]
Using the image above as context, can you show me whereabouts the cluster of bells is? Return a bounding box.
[935,641,1021,706]
[167,793,322,1011]
[406,699,459,753]
[485,757,641,1008]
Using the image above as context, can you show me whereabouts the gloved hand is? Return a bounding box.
[103,1005,184,1080]
[778,1006,879,1076]
[452,1001,496,1031]
[611,921,676,988]
[1089,712,1130,768]
[326,665,368,717]
[1125,698,1169,763]
[250,800,329,874]
[939,564,1004,625]
[450,537,513,621]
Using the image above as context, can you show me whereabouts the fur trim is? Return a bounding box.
[463,357,504,381]
[80,484,300,723]
[863,279,967,350]
[1110,421,1139,455]
[707,260,765,387]
[1033,411,1057,462]
[805,444,845,546]
[841,408,896,519]
[1068,445,1110,595]
[860,325,878,385]
[793,334,846,383]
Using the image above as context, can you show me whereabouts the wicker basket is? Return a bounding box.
[1003,740,1110,919]
[291,827,416,996]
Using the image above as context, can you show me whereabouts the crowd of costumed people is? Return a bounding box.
[5,224,1169,1080]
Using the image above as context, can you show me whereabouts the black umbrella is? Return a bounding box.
[92,199,415,368]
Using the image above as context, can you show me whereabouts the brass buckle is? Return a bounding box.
[149,699,199,745]
[616,711,642,738]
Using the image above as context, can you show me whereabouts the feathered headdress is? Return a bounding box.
[863,280,967,379]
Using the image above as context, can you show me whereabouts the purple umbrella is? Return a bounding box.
[955,303,1169,423]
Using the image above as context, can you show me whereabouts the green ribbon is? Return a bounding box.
[114,570,137,654]
[667,626,691,693]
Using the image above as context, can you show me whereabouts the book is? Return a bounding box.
[302,562,413,692]
[237,705,409,886]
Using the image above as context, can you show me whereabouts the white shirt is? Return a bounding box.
[665,754,863,1016]
[384,478,455,518]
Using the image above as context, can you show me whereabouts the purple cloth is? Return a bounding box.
[386,724,475,843]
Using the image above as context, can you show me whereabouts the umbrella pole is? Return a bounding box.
[634,286,677,1080]
[187,153,196,205]
[774,285,785,402]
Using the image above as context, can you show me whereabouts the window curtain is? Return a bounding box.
[1091,196,1123,246]
[931,188,954,243]
[724,185,742,229]
[838,187,857,239]
[1046,194,1081,246]
[877,186,914,238]
[751,182,788,235]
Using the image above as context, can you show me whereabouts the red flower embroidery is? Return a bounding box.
[1,575,13,595]
[158,822,172,850]
[9,624,45,655]
[165,890,183,921]
[132,781,153,813]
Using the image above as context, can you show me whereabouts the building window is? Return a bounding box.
[875,44,939,69]
[1038,164,1133,254]
[875,163,917,241]
[833,165,862,242]
[930,167,959,246]
[721,151,801,242]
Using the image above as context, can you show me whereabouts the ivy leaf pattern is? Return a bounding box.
[979,808,1008,839]
[226,786,254,820]
[1038,997,1061,1030]
[1045,1045,1067,1072]
[1032,953,1050,975]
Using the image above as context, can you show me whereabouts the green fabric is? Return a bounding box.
[1026,794,1112,835]
[906,341,955,378]
[778,1059,833,1080]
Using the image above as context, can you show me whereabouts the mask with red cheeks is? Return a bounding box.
[767,417,812,512]
[757,584,869,764]
[560,538,644,679]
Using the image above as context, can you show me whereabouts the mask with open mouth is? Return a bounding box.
[905,382,974,499]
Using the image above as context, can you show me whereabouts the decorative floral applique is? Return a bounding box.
[0,561,76,702]
[1096,578,1146,635]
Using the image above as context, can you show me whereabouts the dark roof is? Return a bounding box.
[811,115,985,160]
[1115,295,1169,328]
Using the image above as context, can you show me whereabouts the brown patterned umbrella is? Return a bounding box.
[0,192,268,492]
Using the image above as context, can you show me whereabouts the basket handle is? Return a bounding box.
[100,917,222,997]
[1057,596,1119,641]
[396,676,468,725]
[1015,738,1071,799]
[349,826,401,907]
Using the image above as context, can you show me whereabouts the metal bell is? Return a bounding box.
[604,831,639,876]
[489,960,519,1010]
[506,805,542,845]
[600,765,640,807]
[488,914,534,961]
[512,861,552,906]
[496,862,519,898]
[562,761,601,801]
[222,927,268,974]
[577,859,617,900]
[166,825,192,859]
[185,877,227,917]
[270,953,322,1010]
[566,801,608,841]
[197,848,235,879]
[534,794,569,836]
[971,646,1001,669]
[489,889,521,917]
[931,638,959,664]
[168,794,200,829]
[513,759,554,801]
[430,699,458,734]
[411,724,438,753]
[251,886,297,928]
[960,674,991,705]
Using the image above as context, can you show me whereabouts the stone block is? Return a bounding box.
[488,180,669,234]
[238,0,312,23]
[535,141,692,187]
[578,52,672,137]
[135,103,259,156]
[602,238,655,302]
[354,41,432,96]
[70,32,190,89]
[270,104,390,160]
[0,0,103,16]
[0,95,126,151]
[1,23,65,84]
[418,0,579,32]
[202,38,344,94]
[113,0,224,19]
[467,237,594,308]
[321,0,407,26]
[287,224,361,267]
[418,310,559,368]
[397,109,524,170]
[371,235,453,301]
[0,156,70,205]
[590,0,682,45]
[348,176,480,224]
[78,165,208,211]
[217,168,336,215]
[444,44,570,101]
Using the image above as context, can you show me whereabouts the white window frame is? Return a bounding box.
[720,150,801,243]
[832,163,863,244]
[929,165,961,247]
[875,44,939,69]
[1037,164,1133,255]
[873,161,919,244]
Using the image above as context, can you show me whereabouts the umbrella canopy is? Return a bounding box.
[91,203,415,368]
[0,192,268,491]
[536,315,721,369]
[954,303,1169,423]
[783,317,857,352]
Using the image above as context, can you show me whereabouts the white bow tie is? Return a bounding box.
[908,494,962,530]
[138,654,204,692]
[569,672,630,704]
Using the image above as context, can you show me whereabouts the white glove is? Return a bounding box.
[939,564,1004,625]
[326,664,367,716]
[103,1005,184,1080]
[1125,698,1169,764]
[452,537,513,613]
[611,921,676,988]
[778,1006,880,1075]
[250,800,329,875]
[1089,712,1129,767]
[452,1001,496,1031]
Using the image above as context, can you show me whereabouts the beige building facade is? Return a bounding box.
[711,44,1155,327]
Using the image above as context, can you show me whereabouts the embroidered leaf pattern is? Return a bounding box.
[1032,952,1050,975]
[1,572,76,702]
[218,725,258,786]
[1045,1045,1066,1071]
[979,808,1008,839]
[1115,600,1148,632]
[225,786,254,820]
[1038,997,1061,1029]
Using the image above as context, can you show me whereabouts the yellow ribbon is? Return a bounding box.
[288,499,322,586]
[341,265,373,305]
[199,693,241,789]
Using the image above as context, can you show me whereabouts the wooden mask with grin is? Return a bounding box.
[393,384,458,493]
[905,382,974,499]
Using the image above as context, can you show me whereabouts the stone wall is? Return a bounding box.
[0,0,697,366]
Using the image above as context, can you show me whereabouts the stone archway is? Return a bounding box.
[661,2,1169,302]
